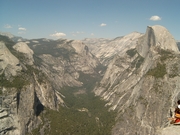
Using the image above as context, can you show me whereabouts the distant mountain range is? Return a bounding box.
[1,25,180,135]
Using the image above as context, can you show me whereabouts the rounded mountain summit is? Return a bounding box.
[137,25,179,57]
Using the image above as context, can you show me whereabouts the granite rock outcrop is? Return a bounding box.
[1,25,180,135]
[0,35,101,135]
[94,25,180,135]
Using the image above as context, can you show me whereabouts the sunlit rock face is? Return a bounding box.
[0,42,21,78]
[137,25,179,57]
[94,25,180,135]
[1,25,180,135]
[27,39,100,89]
[151,25,178,52]
[13,42,34,65]
[0,35,101,135]
[83,32,143,66]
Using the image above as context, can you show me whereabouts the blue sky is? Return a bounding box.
[1,0,180,40]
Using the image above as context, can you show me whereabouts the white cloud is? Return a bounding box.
[19,27,27,31]
[71,31,84,34]
[18,27,27,35]
[50,32,66,37]
[71,31,84,36]
[149,15,161,21]
[91,33,94,36]
[4,24,12,28]
[100,23,107,27]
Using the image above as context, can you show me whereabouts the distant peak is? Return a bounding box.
[149,25,178,51]
[137,25,179,57]
[0,32,14,38]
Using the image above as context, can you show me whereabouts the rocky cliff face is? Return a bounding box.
[94,25,180,135]
[1,25,180,135]
[0,36,62,135]
[26,38,101,89]
[0,41,21,78]
[0,35,102,135]
[83,32,143,66]
[137,25,178,57]
[177,41,180,50]
[13,42,34,65]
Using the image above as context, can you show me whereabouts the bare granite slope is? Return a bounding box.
[1,25,180,135]
[83,32,143,66]
[0,42,21,78]
[0,36,102,135]
[13,42,34,65]
[94,25,180,135]
[137,25,179,57]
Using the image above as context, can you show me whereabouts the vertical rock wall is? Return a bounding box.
[94,25,180,134]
